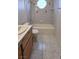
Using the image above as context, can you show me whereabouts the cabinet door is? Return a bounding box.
[23,36,33,59]
[22,29,32,49]
[18,46,22,59]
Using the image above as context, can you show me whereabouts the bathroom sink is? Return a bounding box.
[18,25,28,35]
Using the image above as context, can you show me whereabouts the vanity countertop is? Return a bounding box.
[18,25,32,44]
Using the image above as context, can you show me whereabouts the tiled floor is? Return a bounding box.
[30,29,60,59]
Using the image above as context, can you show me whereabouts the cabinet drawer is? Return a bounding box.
[22,28,32,49]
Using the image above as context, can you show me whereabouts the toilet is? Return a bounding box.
[32,28,39,42]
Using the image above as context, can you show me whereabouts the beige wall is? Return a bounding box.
[54,0,61,58]
[31,0,55,25]
[54,0,61,43]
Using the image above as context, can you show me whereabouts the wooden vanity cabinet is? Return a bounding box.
[22,28,32,49]
[18,27,33,59]
[18,45,22,59]
[23,36,33,59]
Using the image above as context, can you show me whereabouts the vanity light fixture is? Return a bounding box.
[36,0,47,9]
